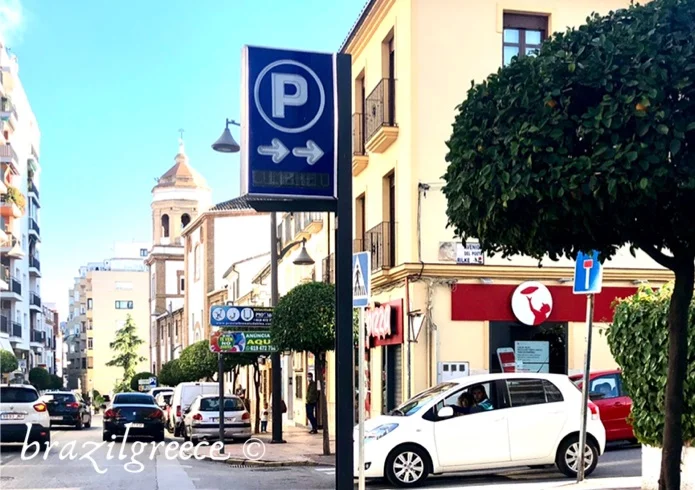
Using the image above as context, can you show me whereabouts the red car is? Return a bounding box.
[569,369,636,443]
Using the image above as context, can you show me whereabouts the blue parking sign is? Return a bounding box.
[573,250,603,295]
[241,46,337,200]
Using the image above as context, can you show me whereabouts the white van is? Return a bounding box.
[168,382,230,437]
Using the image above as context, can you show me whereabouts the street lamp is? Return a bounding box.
[213,119,314,444]
[211,119,241,153]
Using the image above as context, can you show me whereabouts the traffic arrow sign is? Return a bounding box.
[292,140,324,165]
[257,138,290,163]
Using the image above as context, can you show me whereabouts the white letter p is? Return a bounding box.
[271,73,307,119]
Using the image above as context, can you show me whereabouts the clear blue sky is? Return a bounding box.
[5,0,365,318]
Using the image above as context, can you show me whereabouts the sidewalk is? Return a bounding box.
[182,424,336,466]
[440,477,641,489]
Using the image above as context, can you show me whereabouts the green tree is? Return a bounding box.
[48,374,63,390]
[158,359,185,387]
[0,350,18,379]
[178,340,256,382]
[29,367,50,391]
[271,281,335,455]
[106,315,146,393]
[130,371,155,392]
[442,2,695,487]
[606,284,695,448]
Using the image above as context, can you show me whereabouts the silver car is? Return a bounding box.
[182,394,251,443]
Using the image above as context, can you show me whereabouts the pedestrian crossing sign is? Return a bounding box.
[352,252,370,308]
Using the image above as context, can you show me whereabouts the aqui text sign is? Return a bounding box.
[209,330,277,353]
[241,46,337,200]
[210,305,272,328]
[573,250,603,295]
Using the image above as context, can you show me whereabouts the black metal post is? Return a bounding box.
[335,52,353,490]
[270,213,285,443]
[218,352,225,446]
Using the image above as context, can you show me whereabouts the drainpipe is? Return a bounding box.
[405,275,411,400]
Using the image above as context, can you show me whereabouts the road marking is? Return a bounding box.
[315,467,335,475]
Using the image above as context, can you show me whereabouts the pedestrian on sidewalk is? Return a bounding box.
[305,372,318,434]
[260,402,269,432]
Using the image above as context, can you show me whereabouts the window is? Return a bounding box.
[116,281,133,290]
[200,397,245,412]
[87,298,93,310]
[0,386,39,403]
[161,214,170,238]
[503,13,548,66]
[87,357,94,369]
[80,305,85,315]
[426,380,511,421]
[81,321,86,333]
[88,320,93,330]
[81,358,87,369]
[589,374,620,399]
[181,213,191,230]
[140,248,148,257]
[507,378,563,407]
[41,393,76,403]
[113,394,155,405]
[194,244,201,281]
[115,300,134,309]
[87,337,93,350]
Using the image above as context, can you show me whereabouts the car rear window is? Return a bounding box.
[1,387,39,403]
[200,397,245,412]
[114,394,155,405]
[42,393,76,403]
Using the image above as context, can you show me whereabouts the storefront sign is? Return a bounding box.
[514,341,549,373]
[209,330,277,353]
[510,282,553,326]
[366,300,404,348]
[366,304,392,339]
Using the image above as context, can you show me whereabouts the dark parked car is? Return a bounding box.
[41,391,92,429]
[103,393,164,442]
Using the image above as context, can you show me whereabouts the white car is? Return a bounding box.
[182,394,251,443]
[0,384,51,447]
[353,373,606,487]
[169,382,225,436]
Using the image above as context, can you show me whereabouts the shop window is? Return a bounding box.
[489,322,568,375]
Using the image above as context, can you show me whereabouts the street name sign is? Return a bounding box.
[352,252,370,308]
[573,250,603,295]
[209,330,277,353]
[241,45,337,200]
[210,305,272,328]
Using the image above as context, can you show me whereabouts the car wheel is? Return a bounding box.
[103,431,111,442]
[75,418,83,430]
[385,445,430,488]
[85,416,92,429]
[174,423,181,437]
[154,431,165,443]
[556,436,599,478]
[183,425,190,442]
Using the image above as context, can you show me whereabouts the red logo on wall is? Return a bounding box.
[366,304,392,339]
[511,282,553,326]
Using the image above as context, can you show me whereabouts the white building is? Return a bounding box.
[0,35,45,379]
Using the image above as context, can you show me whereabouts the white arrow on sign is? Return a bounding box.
[292,140,324,165]
[257,138,290,163]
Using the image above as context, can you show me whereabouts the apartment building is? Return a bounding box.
[340,0,674,417]
[147,140,211,372]
[0,35,45,380]
[65,243,150,395]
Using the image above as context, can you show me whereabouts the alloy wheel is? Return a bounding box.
[393,451,425,484]
[564,442,594,472]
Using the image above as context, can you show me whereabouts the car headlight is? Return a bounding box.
[364,423,399,442]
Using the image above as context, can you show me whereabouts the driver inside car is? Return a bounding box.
[469,384,494,413]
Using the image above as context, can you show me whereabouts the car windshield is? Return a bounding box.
[388,382,459,416]
[113,394,155,405]
[200,397,245,412]
[42,393,76,403]
[0,387,39,403]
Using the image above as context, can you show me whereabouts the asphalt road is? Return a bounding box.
[0,417,641,489]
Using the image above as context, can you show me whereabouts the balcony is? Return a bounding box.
[0,191,23,219]
[28,179,40,204]
[0,276,21,301]
[365,221,397,271]
[291,212,324,241]
[0,314,8,333]
[352,112,368,176]
[0,97,18,131]
[29,255,41,276]
[30,291,41,311]
[364,78,398,154]
[321,254,335,284]
[0,215,7,243]
[29,217,40,239]
[10,320,21,339]
[0,234,23,258]
[31,329,45,345]
[0,264,7,290]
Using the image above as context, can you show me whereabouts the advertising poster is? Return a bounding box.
[209,330,277,353]
[514,340,550,373]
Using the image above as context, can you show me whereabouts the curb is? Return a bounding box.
[183,451,334,468]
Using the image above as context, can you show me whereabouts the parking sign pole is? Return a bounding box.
[218,352,225,449]
[577,293,595,482]
[358,306,366,490]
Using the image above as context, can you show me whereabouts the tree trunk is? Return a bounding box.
[660,259,694,490]
[253,361,261,434]
[317,352,330,456]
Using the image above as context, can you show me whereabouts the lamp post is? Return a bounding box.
[212,119,315,444]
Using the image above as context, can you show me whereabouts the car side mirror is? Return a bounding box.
[437,406,454,418]
[589,391,606,400]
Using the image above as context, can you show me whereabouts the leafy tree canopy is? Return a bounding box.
[178,340,257,382]
[271,281,335,355]
[0,350,18,375]
[48,374,63,390]
[130,372,155,392]
[443,0,695,267]
[29,367,50,391]
[106,315,146,390]
[158,359,185,387]
[607,284,695,446]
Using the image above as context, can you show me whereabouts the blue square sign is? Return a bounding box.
[352,252,370,308]
[241,46,337,200]
[573,250,603,295]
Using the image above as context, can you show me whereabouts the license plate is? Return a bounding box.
[127,423,144,428]
[0,413,24,420]
[211,418,234,423]
[50,416,63,421]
